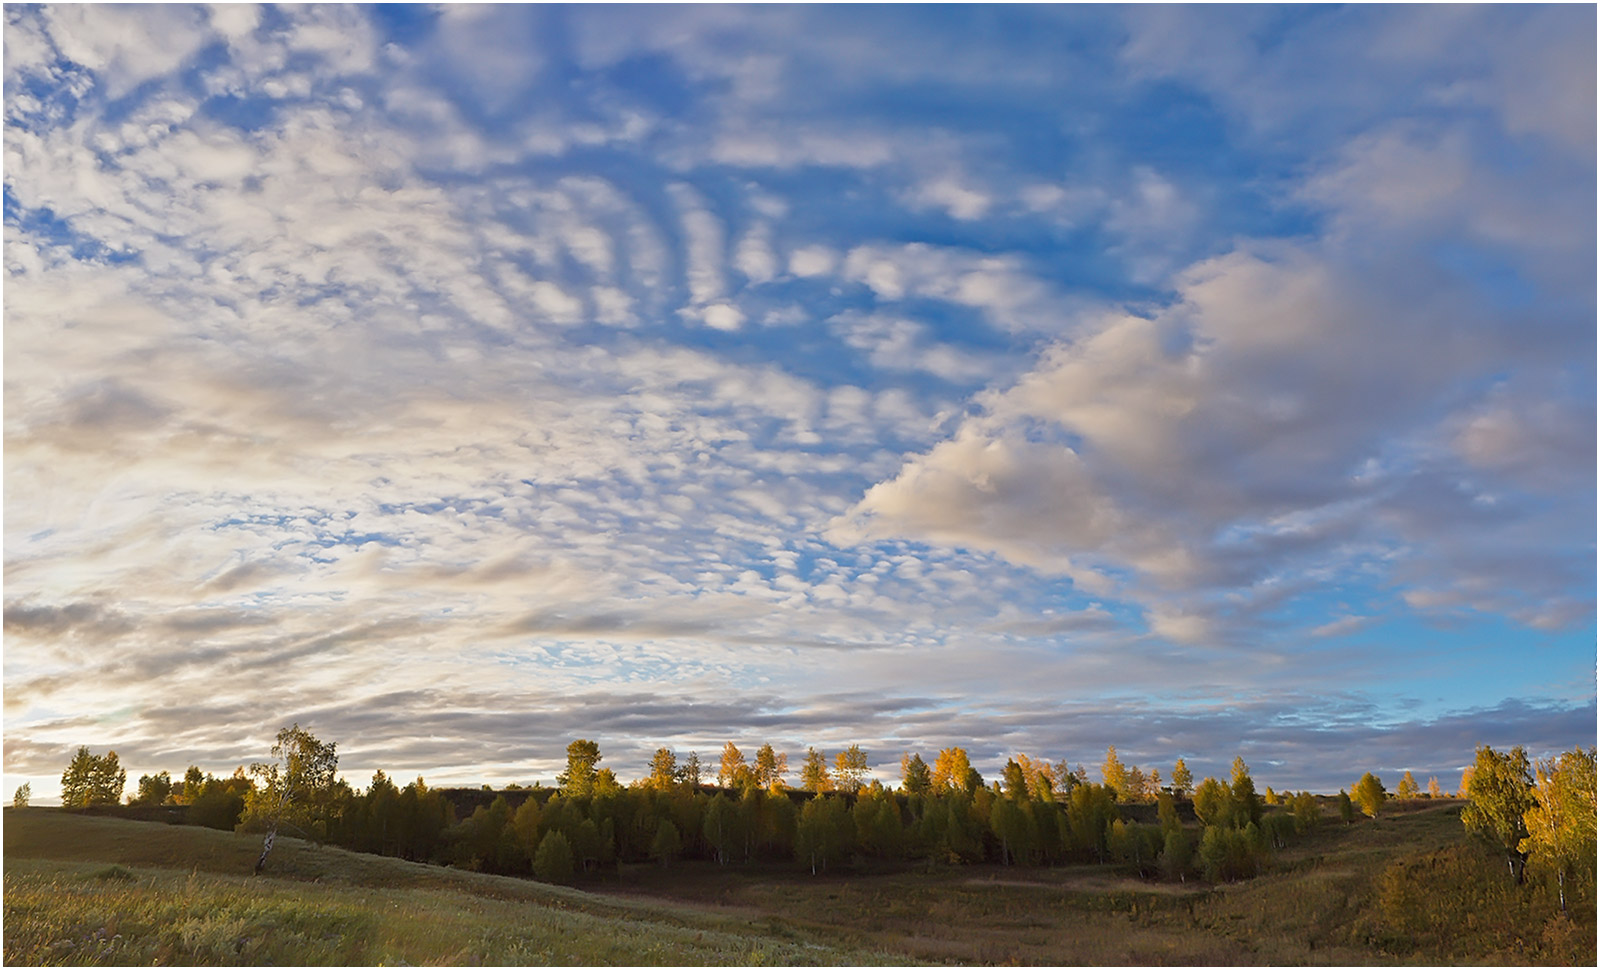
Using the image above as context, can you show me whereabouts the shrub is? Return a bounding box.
[532,830,574,883]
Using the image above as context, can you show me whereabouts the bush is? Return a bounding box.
[532,830,574,883]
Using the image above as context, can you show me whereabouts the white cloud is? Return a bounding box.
[700,302,746,332]
[788,245,837,278]
[41,5,213,99]
[669,182,726,306]
[905,173,992,221]
[734,222,778,283]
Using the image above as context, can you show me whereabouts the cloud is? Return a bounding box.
[3,6,1589,802]
[40,5,214,100]
[834,232,1592,641]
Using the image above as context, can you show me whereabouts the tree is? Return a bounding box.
[1157,792,1180,835]
[557,739,601,797]
[1001,759,1029,801]
[532,829,574,882]
[704,793,736,864]
[647,748,678,790]
[796,795,850,873]
[133,771,173,806]
[1101,745,1127,799]
[754,744,788,789]
[834,744,868,794]
[931,747,973,795]
[13,783,30,808]
[1192,777,1233,828]
[1353,773,1385,819]
[178,766,205,804]
[592,767,621,799]
[1337,790,1355,824]
[1171,758,1193,798]
[1160,827,1191,882]
[511,792,543,860]
[678,751,703,787]
[1519,746,1596,912]
[1461,744,1535,883]
[901,753,932,794]
[61,747,125,808]
[1426,775,1443,799]
[1230,757,1262,825]
[719,742,747,789]
[1125,765,1148,803]
[801,747,832,793]
[1290,791,1320,833]
[244,724,339,872]
[1395,770,1420,800]
[650,819,681,867]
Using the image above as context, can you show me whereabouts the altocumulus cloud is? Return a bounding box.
[3,5,1592,800]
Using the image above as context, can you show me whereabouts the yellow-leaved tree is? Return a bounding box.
[1519,746,1597,912]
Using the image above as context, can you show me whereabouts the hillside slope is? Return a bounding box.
[3,809,905,965]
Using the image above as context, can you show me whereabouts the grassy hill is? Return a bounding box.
[2,809,904,965]
[5,800,1592,965]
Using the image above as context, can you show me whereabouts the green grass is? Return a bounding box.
[3,809,907,966]
[5,802,1591,966]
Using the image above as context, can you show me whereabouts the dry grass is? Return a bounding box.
[6,801,1590,966]
[2,809,907,966]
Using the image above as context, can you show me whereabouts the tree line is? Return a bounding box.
[48,732,1593,903]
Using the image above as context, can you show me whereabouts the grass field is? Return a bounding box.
[2,810,903,965]
[5,801,1592,965]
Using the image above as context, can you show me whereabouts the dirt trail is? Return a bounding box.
[962,874,1201,896]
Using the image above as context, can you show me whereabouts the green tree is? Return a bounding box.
[1156,791,1180,835]
[1125,765,1149,803]
[60,747,125,808]
[650,818,681,867]
[511,793,543,860]
[990,796,1032,865]
[1519,746,1596,912]
[801,747,832,793]
[796,795,851,873]
[132,770,173,806]
[1160,827,1191,882]
[833,744,868,794]
[1353,772,1385,819]
[1192,777,1234,829]
[557,739,602,797]
[677,751,703,787]
[754,744,788,789]
[1461,744,1535,883]
[1230,757,1262,825]
[1395,770,1420,799]
[1170,757,1193,798]
[1002,759,1029,800]
[647,747,678,790]
[532,829,574,883]
[242,724,339,844]
[13,783,30,808]
[1337,790,1355,824]
[1290,791,1320,832]
[1066,783,1117,862]
[901,753,932,794]
[178,766,205,804]
[703,792,736,864]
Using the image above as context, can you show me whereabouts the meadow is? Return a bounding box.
[5,799,1591,966]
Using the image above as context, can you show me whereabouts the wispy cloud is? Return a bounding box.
[4,5,1591,800]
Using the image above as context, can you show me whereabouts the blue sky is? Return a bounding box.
[4,4,1594,801]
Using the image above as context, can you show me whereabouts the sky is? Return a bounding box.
[4,4,1595,803]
